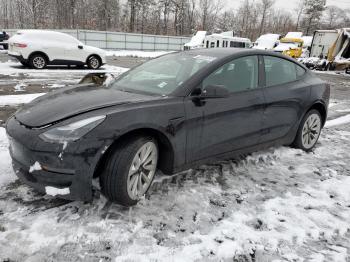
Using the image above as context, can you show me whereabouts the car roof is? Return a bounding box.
[17,30,72,37]
[180,48,290,61]
[182,48,249,58]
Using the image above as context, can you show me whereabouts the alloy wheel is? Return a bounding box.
[32,56,46,69]
[127,141,158,200]
[301,113,321,149]
[89,57,100,69]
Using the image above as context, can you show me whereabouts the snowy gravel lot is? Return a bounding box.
[0,51,349,262]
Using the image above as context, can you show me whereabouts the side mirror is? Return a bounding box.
[78,45,84,50]
[194,85,229,99]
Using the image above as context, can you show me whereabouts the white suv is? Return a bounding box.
[8,30,106,69]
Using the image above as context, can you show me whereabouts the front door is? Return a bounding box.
[185,55,265,162]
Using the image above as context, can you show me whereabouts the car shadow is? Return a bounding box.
[10,64,105,71]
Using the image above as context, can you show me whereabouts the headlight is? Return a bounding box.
[39,115,106,142]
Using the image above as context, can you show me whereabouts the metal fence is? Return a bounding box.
[5,29,190,51]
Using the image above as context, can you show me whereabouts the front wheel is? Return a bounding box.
[100,136,158,206]
[87,55,101,69]
[293,109,322,151]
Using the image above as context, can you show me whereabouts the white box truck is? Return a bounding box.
[310,30,339,58]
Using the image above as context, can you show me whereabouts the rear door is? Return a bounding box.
[185,55,265,162]
[260,55,309,143]
[40,33,66,61]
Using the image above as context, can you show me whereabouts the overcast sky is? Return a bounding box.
[227,0,350,11]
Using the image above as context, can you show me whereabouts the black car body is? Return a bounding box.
[0,31,9,50]
[6,49,330,205]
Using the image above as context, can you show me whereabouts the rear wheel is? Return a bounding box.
[87,55,101,69]
[293,109,322,151]
[100,136,158,206]
[29,54,47,69]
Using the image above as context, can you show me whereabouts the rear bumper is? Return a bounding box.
[8,52,27,63]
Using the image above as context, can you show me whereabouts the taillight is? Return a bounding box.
[13,43,27,48]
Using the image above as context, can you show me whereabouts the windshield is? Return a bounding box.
[111,53,215,95]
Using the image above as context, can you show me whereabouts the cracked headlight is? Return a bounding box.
[39,115,106,142]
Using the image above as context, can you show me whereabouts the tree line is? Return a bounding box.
[0,0,349,40]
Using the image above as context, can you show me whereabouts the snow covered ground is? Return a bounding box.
[0,93,45,106]
[0,52,349,261]
[317,70,350,78]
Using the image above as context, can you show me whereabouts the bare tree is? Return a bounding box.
[325,6,343,29]
[303,0,326,35]
[295,0,306,31]
[258,0,275,36]
[198,0,223,31]
[0,0,343,40]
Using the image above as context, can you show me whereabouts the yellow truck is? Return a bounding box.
[274,37,304,58]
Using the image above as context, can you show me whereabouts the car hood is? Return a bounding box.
[83,45,106,57]
[15,84,158,128]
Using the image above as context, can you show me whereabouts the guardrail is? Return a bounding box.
[4,29,190,51]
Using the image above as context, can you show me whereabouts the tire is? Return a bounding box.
[292,109,322,151]
[87,55,101,69]
[29,54,47,69]
[100,136,158,206]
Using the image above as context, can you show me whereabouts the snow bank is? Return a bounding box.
[0,128,16,187]
[105,50,172,58]
[0,93,45,106]
[326,114,350,127]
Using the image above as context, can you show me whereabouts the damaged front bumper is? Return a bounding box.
[6,116,110,202]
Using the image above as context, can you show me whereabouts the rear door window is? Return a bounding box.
[264,56,298,86]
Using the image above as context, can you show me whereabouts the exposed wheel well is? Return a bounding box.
[93,128,175,178]
[308,102,327,126]
[86,54,102,65]
[29,51,49,62]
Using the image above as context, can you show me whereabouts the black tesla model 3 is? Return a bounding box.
[6,49,330,206]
